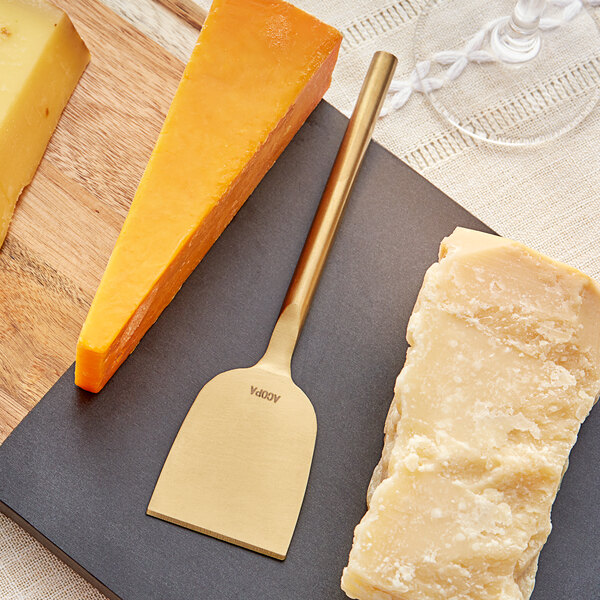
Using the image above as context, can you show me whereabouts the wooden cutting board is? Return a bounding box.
[0,0,196,442]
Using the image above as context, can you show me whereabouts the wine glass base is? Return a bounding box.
[414,0,600,146]
[490,18,541,64]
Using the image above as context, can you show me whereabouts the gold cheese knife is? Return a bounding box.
[147,51,397,560]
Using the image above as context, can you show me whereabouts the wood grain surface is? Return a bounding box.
[0,0,199,442]
[154,0,207,30]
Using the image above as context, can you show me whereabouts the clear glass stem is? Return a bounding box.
[491,0,547,63]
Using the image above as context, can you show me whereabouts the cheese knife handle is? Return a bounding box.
[259,51,397,373]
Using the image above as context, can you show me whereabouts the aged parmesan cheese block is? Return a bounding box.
[342,228,600,600]
[75,0,342,392]
[0,0,89,247]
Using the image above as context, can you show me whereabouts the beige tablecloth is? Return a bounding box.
[2,0,599,597]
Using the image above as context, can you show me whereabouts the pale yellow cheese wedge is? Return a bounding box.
[342,228,600,600]
[0,0,89,246]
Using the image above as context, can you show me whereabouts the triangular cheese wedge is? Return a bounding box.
[75,0,342,392]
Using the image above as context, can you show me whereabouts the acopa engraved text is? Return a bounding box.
[250,385,280,403]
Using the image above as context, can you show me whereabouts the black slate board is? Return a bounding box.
[1,102,599,600]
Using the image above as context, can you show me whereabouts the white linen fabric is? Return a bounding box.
[0,513,105,599]
[2,0,599,598]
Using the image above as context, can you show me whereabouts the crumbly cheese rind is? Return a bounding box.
[342,227,600,600]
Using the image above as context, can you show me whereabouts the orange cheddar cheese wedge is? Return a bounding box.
[75,0,342,392]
